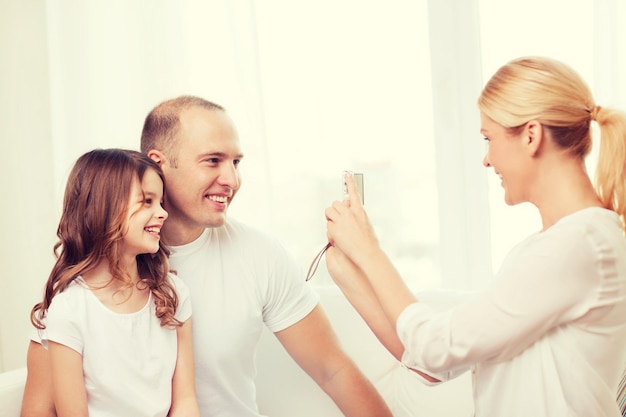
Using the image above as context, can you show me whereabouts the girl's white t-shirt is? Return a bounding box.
[42,273,191,417]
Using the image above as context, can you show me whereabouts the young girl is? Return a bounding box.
[324,56,626,416]
[30,149,200,417]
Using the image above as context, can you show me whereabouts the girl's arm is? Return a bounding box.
[21,340,57,417]
[48,341,88,417]
[168,319,200,417]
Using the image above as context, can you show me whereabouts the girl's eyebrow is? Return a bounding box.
[139,190,160,201]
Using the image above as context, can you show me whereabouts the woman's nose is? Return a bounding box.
[482,152,491,168]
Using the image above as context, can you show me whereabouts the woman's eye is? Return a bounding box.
[144,198,153,205]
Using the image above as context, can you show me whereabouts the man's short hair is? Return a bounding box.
[140,96,224,166]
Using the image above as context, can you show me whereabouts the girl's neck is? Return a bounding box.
[81,258,149,314]
[82,257,139,285]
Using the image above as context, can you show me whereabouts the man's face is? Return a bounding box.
[157,107,243,244]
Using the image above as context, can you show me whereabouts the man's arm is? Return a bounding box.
[21,341,57,417]
[275,305,393,417]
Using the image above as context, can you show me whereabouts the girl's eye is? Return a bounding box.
[144,198,153,205]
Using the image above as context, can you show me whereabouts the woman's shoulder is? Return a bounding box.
[549,207,623,247]
[522,207,626,270]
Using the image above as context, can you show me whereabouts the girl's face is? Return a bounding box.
[122,169,168,257]
[480,113,532,206]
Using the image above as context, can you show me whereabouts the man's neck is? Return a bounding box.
[162,219,206,246]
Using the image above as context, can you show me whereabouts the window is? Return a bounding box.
[231,0,443,290]
[478,0,595,272]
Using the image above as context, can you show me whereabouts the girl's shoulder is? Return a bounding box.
[167,272,190,297]
[46,277,91,321]
[50,277,88,301]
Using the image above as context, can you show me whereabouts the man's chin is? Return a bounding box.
[204,214,227,228]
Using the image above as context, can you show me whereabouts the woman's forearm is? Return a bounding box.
[359,248,417,325]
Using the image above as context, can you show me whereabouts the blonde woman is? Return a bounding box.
[325,57,626,417]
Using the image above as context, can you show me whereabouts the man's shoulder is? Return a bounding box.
[223,218,278,243]
[221,218,293,259]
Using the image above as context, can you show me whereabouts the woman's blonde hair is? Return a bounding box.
[478,56,626,230]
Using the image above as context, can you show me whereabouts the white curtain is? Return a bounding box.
[1,0,275,372]
[2,0,624,373]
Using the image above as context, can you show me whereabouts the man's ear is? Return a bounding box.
[524,120,543,157]
[148,150,165,167]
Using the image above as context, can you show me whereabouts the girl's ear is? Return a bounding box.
[524,120,543,157]
[147,150,165,167]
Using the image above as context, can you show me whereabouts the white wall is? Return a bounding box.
[1,0,625,375]
[0,0,57,372]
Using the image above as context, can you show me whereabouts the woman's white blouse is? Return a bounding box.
[397,207,626,417]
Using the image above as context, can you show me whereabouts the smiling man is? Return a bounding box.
[20,96,392,417]
[140,96,392,417]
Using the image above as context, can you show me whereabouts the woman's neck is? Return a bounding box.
[532,157,603,230]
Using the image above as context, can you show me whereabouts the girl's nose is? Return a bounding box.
[158,206,168,220]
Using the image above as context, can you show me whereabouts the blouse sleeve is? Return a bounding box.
[397,224,609,378]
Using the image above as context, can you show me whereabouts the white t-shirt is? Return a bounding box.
[168,218,319,417]
[42,273,191,417]
[397,207,626,417]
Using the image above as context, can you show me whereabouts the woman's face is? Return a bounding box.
[480,113,533,206]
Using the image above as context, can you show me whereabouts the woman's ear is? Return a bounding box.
[524,120,543,157]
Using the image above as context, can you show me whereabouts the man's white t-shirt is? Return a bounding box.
[168,218,319,417]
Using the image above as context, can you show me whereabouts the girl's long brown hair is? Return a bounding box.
[31,149,182,329]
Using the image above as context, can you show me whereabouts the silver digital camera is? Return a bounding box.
[343,171,364,204]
